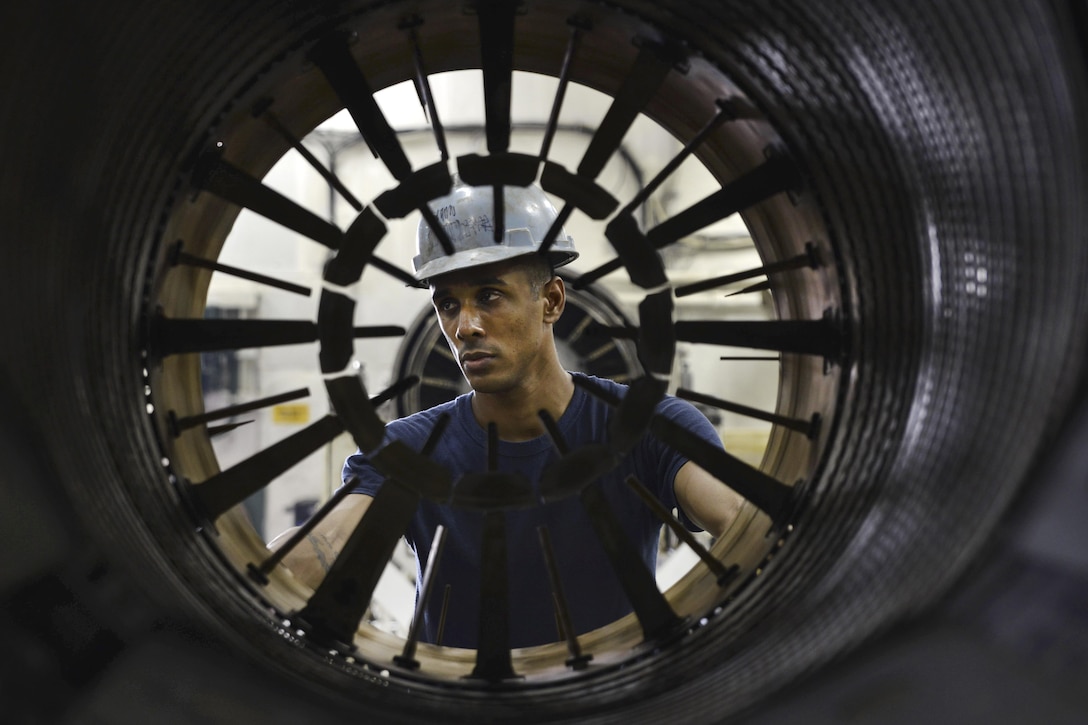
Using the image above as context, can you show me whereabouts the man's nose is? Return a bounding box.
[455,306,484,340]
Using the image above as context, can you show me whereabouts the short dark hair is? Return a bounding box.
[519,253,556,296]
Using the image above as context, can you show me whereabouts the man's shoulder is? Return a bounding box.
[386,393,467,440]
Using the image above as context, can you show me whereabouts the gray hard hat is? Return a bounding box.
[413,177,578,282]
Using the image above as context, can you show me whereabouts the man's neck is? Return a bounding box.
[469,366,575,442]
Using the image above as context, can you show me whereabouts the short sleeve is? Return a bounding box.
[640,395,722,531]
[341,449,385,496]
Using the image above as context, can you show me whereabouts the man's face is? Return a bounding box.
[429,258,557,395]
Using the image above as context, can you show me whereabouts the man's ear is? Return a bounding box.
[542,275,565,323]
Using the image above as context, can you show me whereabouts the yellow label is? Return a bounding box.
[272,403,310,425]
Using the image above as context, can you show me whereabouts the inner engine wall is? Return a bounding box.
[2,0,1087,722]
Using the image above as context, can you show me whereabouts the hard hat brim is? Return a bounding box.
[413,246,578,284]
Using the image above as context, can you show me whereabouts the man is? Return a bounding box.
[275,178,742,649]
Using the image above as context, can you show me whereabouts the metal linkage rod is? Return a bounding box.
[400,15,450,162]
[395,524,449,669]
[624,475,737,586]
[538,17,590,163]
[369,254,428,288]
[246,480,357,585]
[170,387,310,436]
[493,184,506,245]
[538,408,568,454]
[726,280,772,297]
[572,373,622,407]
[540,203,575,256]
[206,421,253,437]
[418,205,456,256]
[676,388,820,439]
[169,241,311,297]
[369,375,420,410]
[569,251,620,289]
[537,525,592,669]
[435,584,452,646]
[254,99,363,212]
[617,98,736,219]
[674,243,820,298]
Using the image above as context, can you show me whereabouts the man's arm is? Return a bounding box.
[266,492,373,590]
[673,461,744,538]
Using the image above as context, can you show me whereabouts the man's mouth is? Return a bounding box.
[460,351,494,371]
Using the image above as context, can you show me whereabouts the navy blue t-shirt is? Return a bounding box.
[342,373,721,649]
